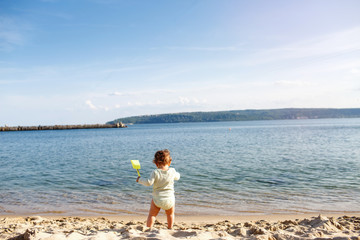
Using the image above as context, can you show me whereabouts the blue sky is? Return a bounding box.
[1,0,360,125]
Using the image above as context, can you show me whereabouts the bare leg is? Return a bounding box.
[147,200,160,228]
[165,206,175,229]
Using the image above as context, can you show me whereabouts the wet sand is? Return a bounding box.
[1,213,360,239]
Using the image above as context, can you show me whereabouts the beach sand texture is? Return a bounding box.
[1,215,360,240]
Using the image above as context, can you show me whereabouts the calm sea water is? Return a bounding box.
[1,119,360,216]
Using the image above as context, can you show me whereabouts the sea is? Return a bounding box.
[1,118,359,216]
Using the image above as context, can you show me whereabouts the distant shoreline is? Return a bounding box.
[0,123,126,132]
[108,108,360,125]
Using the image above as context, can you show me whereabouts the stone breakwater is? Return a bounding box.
[0,122,126,131]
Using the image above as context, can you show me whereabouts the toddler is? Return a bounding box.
[137,149,180,229]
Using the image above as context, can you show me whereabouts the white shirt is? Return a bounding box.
[138,167,180,197]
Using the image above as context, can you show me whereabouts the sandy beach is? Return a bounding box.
[1,214,360,240]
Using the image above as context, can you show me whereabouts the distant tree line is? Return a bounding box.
[107,108,360,125]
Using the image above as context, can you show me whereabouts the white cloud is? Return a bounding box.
[108,89,176,97]
[179,97,190,105]
[0,31,23,45]
[85,100,97,110]
[178,96,207,106]
[247,27,360,66]
[109,91,124,96]
[13,7,72,20]
[166,46,241,51]
[125,100,164,107]
[101,65,152,74]
[274,80,314,87]
[0,17,26,51]
[350,68,360,74]
[103,94,208,111]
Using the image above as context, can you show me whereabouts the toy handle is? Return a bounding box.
[136,169,140,177]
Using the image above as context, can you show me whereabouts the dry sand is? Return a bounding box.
[1,214,360,240]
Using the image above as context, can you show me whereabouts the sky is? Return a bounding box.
[1,0,360,125]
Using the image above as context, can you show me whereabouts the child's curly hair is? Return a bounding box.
[153,149,172,167]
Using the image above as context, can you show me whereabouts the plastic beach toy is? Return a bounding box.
[131,160,141,176]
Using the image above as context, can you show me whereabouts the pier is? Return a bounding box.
[0,122,127,131]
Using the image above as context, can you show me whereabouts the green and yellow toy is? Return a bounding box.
[131,160,141,177]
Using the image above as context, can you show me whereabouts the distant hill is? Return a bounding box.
[107,108,360,124]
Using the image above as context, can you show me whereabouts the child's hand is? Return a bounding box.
[136,176,140,182]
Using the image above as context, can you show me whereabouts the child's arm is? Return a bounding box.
[137,170,156,186]
[174,170,180,181]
